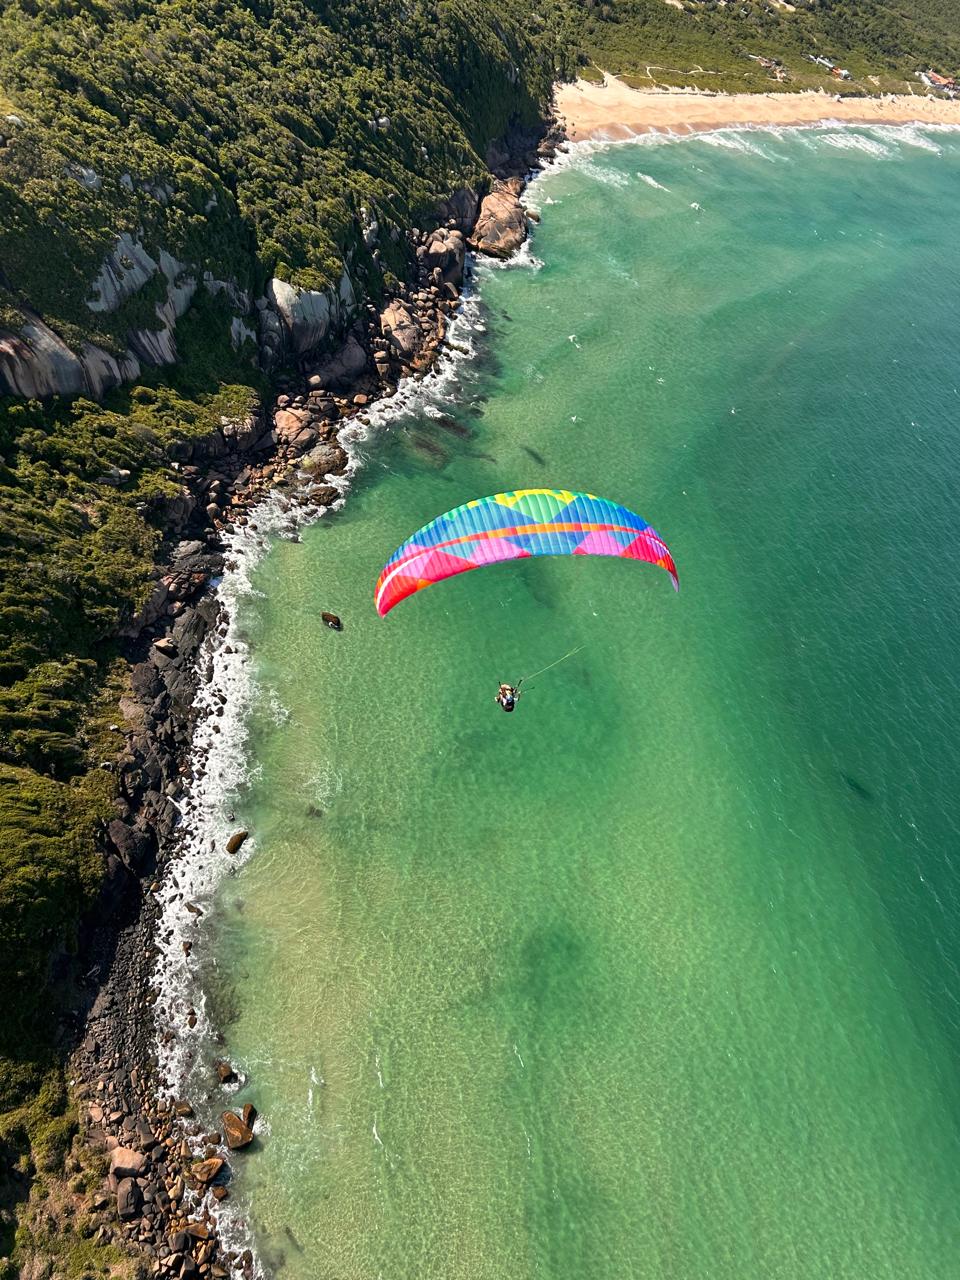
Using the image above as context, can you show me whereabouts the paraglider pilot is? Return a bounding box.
[496,683,520,713]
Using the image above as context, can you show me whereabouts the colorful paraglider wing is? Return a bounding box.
[374,489,678,616]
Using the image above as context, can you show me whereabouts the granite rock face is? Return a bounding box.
[470,182,527,258]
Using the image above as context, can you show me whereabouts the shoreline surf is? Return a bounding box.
[132,115,957,1276]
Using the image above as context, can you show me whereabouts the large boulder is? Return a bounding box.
[266,271,357,357]
[109,1146,145,1179]
[191,1157,225,1185]
[380,302,419,362]
[308,440,348,477]
[423,228,465,286]
[221,1110,254,1150]
[117,1177,142,1220]
[470,184,527,259]
[306,334,369,389]
[274,407,312,443]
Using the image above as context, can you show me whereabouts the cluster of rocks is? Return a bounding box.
[73,1039,258,1280]
[70,115,567,1279]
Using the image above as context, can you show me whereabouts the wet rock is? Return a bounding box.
[190,1157,224,1185]
[225,831,248,856]
[241,1103,257,1128]
[214,1059,237,1084]
[307,441,348,476]
[321,612,342,631]
[220,1110,254,1150]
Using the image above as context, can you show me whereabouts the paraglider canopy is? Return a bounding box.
[374,488,678,616]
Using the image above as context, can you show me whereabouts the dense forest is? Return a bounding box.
[579,0,960,93]
[2,0,960,1270]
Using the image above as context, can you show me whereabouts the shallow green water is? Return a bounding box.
[207,127,960,1278]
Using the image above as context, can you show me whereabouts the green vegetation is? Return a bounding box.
[0,0,575,352]
[0,3,578,1268]
[579,0,960,94]
[0,317,264,1265]
[4,0,960,1267]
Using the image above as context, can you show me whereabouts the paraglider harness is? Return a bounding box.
[495,645,585,713]
[496,682,521,712]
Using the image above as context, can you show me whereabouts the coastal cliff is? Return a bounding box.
[0,0,569,1270]
[0,0,574,400]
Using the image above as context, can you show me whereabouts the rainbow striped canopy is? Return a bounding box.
[375,488,678,616]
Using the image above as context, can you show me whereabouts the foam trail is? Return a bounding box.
[148,268,492,1275]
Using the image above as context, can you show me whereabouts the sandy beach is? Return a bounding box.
[555,75,960,139]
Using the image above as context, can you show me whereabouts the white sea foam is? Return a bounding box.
[481,238,544,271]
[637,172,670,190]
[528,121,960,201]
[696,130,774,159]
[148,257,493,1277]
[817,131,893,158]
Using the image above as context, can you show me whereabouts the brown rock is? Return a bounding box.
[241,1102,258,1128]
[220,1110,254,1150]
[321,612,342,631]
[274,408,311,443]
[214,1059,237,1084]
[190,1157,224,1185]
[225,831,248,855]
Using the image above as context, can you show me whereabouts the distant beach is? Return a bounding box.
[555,75,960,139]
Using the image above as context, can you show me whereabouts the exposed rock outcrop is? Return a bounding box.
[0,314,140,399]
[470,180,527,258]
[266,271,357,358]
[421,227,466,285]
[380,300,419,362]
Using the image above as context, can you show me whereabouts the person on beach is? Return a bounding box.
[496,683,521,713]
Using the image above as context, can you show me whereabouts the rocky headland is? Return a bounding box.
[50,120,564,1280]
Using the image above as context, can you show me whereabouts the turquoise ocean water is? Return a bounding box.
[189,126,960,1278]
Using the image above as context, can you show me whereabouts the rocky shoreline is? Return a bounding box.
[62,121,565,1279]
